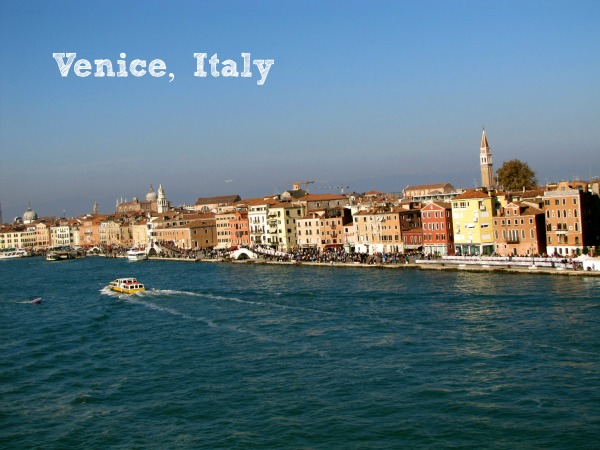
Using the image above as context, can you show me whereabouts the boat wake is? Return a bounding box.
[99,286,275,341]
[141,288,336,315]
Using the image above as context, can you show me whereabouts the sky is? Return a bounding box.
[1,0,599,221]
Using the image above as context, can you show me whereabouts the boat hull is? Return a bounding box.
[0,250,28,259]
[109,286,145,294]
[127,251,148,261]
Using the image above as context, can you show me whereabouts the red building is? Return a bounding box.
[421,202,454,256]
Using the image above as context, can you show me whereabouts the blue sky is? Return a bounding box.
[1,1,599,220]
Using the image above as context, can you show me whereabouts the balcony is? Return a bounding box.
[506,237,520,244]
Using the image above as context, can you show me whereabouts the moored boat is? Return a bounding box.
[46,252,61,261]
[127,250,148,261]
[109,278,145,294]
[0,249,28,259]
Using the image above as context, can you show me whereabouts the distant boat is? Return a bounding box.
[46,252,61,261]
[127,250,148,261]
[0,249,28,259]
[31,297,42,304]
[109,278,145,294]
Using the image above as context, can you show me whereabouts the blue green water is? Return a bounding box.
[1,257,599,449]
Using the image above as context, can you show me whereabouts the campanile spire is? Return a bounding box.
[480,129,494,189]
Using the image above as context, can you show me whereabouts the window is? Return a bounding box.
[574,209,578,218]
[531,229,535,239]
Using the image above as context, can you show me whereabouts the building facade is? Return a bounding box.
[543,181,600,256]
[493,202,546,256]
[452,190,496,256]
[421,202,454,256]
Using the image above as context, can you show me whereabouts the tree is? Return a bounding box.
[496,159,538,191]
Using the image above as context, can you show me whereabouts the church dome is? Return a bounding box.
[146,185,158,202]
[23,205,38,223]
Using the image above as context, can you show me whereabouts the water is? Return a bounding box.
[1,257,599,449]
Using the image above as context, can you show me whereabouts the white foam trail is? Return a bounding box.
[100,286,273,340]
[140,288,335,315]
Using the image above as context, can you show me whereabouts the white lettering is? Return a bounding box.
[209,54,219,77]
[130,59,147,77]
[193,53,207,77]
[253,59,274,86]
[221,59,238,77]
[74,59,91,77]
[94,59,115,77]
[117,53,128,77]
[241,53,251,78]
[148,59,166,77]
[52,52,77,77]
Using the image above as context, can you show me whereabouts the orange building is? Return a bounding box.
[493,202,546,256]
[297,208,351,251]
[543,181,600,256]
[229,209,250,248]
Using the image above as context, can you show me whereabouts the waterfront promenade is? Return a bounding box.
[145,255,600,277]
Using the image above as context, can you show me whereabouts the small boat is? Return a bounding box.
[109,278,145,294]
[46,249,79,261]
[31,297,42,304]
[0,249,28,259]
[127,250,148,261]
[46,252,61,261]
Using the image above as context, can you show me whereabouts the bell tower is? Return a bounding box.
[480,129,494,189]
[157,184,169,213]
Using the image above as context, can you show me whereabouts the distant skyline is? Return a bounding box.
[1,1,599,221]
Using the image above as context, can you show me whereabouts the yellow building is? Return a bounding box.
[451,189,496,255]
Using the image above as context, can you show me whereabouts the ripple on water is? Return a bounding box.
[1,258,599,449]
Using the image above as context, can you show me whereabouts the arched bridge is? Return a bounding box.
[230,248,259,260]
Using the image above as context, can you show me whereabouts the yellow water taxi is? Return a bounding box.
[109,278,145,294]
